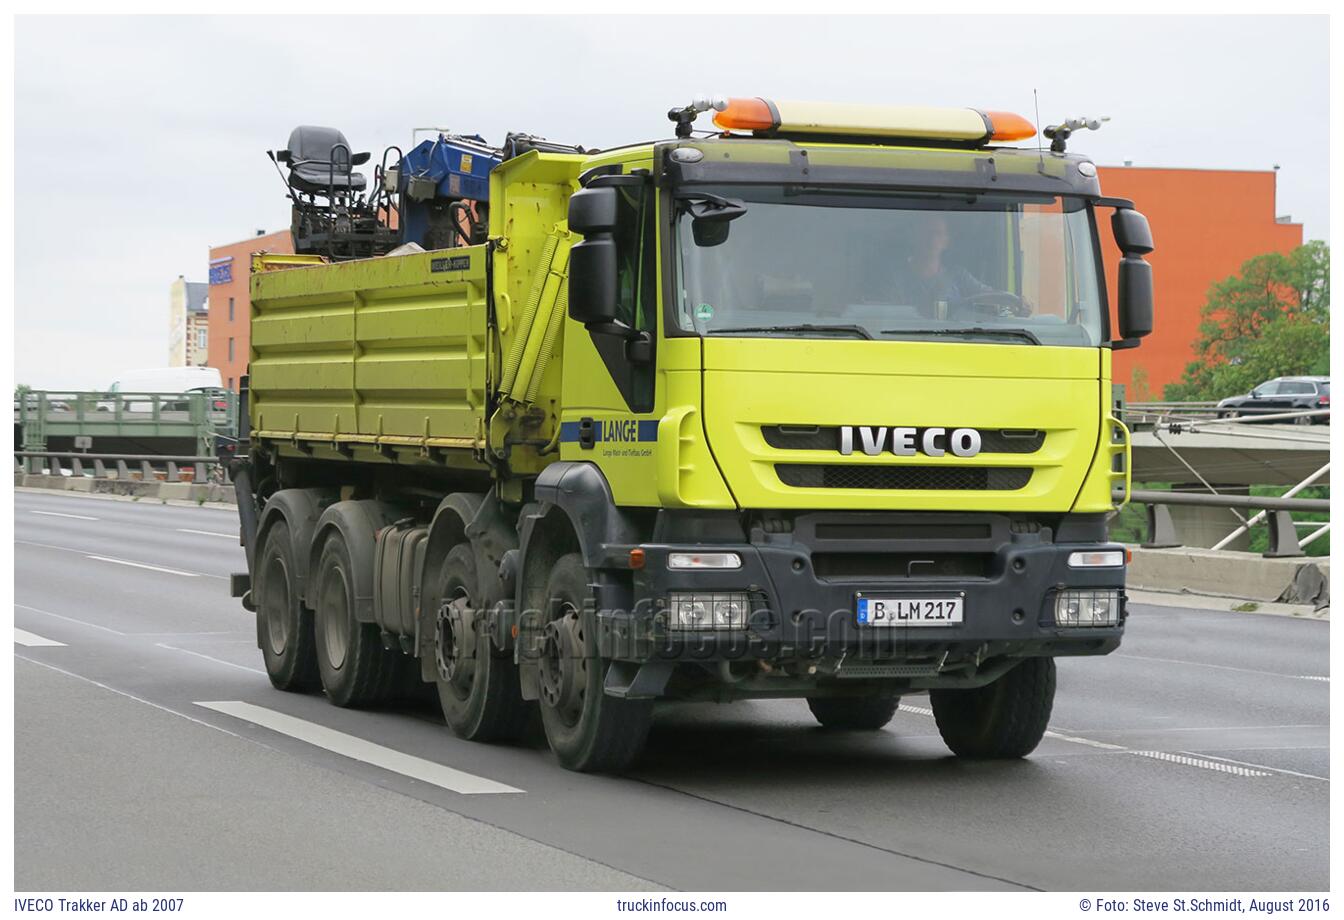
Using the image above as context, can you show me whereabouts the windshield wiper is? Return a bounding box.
[880,326,1042,345]
[706,323,873,340]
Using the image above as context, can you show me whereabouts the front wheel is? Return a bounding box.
[537,553,652,772]
[930,657,1055,759]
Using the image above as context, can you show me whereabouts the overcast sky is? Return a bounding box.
[13,14,1330,390]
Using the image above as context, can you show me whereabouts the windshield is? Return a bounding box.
[673,186,1106,347]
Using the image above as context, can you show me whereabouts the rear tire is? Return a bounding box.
[806,695,900,730]
[433,544,531,742]
[313,531,402,707]
[255,520,319,691]
[537,553,652,772]
[930,657,1055,759]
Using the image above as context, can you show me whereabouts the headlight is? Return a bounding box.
[668,592,750,630]
[1054,589,1120,627]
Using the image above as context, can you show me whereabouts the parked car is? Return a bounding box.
[1216,376,1330,424]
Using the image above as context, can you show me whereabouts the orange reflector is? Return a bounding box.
[1125,547,1133,565]
[985,110,1036,142]
[629,547,646,570]
[713,97,778,132]
[510,624,519,639]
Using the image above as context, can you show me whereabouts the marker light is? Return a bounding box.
[668,552,742,570]
[712,97,777,132]
[1067,550,1126,568]
[985,110,1037,142]
[710,97,1035,146]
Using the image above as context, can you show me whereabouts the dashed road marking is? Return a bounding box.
[195,701,525,795]
[86,555,200,577]
[156,643,266,676]
[1118,652,1327,683]
[898,703,933,716]
[176,528,236,539]
[15,628,66,647]
[1128,750,1271,777]
[30,510,98,521]
[1182,752,1328,782]
[1296,675,1330,682]
[15,602,127,636]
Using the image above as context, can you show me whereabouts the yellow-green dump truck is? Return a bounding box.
[232,98,1154,772]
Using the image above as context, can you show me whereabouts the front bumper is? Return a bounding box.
[592,529,1127,667]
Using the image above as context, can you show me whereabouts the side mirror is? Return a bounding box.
[1117,256,1153,340]
[1112,209,1154,256]
[568,187,619,236]
[1112,207,1154,343]
[568,237,619,326]
[351,151,371,166]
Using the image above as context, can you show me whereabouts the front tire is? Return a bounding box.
[806,695,900,730]
[255,520,319,691]
[930,657,1055,759]
[433,544,530,742]
[537,553,652,772]
[313,531,403,707]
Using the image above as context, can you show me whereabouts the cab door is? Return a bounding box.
[559,165,663,505]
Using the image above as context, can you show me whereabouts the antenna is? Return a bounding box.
[1032,88,1044,170]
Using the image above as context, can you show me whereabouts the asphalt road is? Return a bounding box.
[13,489,1330,891]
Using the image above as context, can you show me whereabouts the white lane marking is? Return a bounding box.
[1117,652,1327,683]
[155,643,266,676]
[86,555,200,577]
[16,540,227,579]
[1181,751,1329,782]
[196,700,524,796]
[898,703,933,716]
[1044,730,1126,751]
[16,655,247,740]
[176,528,236,539]
[1128,750,1271,777]
[1296,675,1330,682]
[15,628,66,647]
[29,510,99,521]
[15,602,128,636]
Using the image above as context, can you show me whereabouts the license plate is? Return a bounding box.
[856,594,964,627]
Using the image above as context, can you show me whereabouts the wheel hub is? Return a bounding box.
[537,608,586,722]
[435,594,477,690]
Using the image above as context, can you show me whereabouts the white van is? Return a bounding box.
[104,367,225,413]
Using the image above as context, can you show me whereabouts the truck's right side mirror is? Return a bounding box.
[1112,208,1155,342]
[567,186,620,327]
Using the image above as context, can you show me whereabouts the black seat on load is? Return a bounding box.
[282,125,368,195]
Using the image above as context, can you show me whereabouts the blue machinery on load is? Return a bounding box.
[268,128,585,261]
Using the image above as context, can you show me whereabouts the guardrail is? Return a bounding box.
[1126,487,1329,558]
[1123,401,1330,429]
[15,390,239,456]
[15,450,228,484]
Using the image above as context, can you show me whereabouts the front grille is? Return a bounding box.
[762,425,1045,454]
[776,464,1032,491]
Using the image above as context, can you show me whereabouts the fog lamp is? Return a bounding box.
[1054,589,1120,627]
[668,592,750,630]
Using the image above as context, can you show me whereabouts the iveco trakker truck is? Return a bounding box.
[231,97,1153,772]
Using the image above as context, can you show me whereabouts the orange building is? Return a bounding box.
[1096,167,1302,398]
[206,229,293,391]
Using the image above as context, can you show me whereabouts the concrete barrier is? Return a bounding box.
[15,472,236,505]
[1128,545,1329,609]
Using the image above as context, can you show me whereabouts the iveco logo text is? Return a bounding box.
[839,426,982,458]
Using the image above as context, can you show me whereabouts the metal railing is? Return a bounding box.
[1123,401,1330,430]
[15,390,239,456]
[15,450,228,484]
[1126,487,1329,558]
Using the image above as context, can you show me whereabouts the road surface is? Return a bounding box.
[13,489,1330,891]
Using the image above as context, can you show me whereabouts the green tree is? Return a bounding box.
[14,383,31,399]
[1164,241,1329,401]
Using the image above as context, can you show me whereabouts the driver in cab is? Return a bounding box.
[890,212,1028,319]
